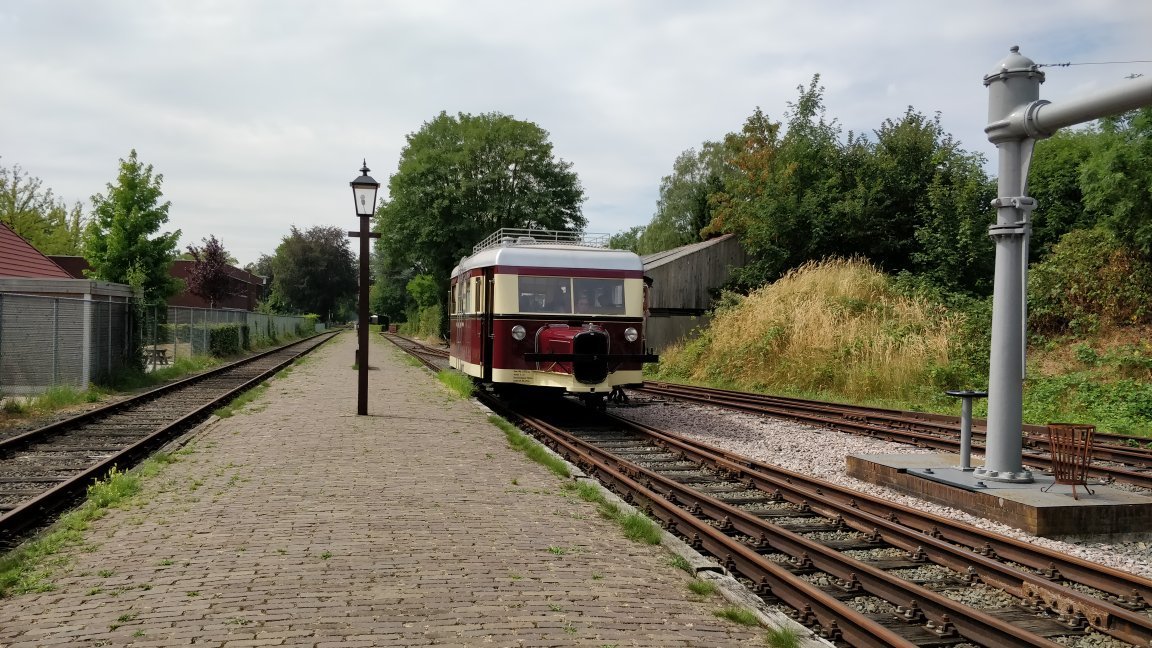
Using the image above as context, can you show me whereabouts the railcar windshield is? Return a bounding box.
[517,276,625,315]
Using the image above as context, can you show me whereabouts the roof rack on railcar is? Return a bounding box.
[472,228,611,254]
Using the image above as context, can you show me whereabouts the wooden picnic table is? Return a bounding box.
[145,347,169,365]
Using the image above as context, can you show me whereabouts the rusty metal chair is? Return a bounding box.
[1041,423,1095,499]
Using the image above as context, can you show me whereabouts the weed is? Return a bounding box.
[511,478,519,486]
[549,603,564,612]
[591,573,604,580]
[98,569,114,578]
[437,370,475,398]
[714,606,759,626]
[764,625,803,648]
[0,464,150,597]
[688,579,716,596]
[619,512,662,545]
[158,559,173,566]
[214,383,268,418]
[320,550,332,560]
[186,591,200,597]
[547,546,567,556]
[489,416,569,478]
[509,573,523,581]
[562,622,577,635]
[668,554,692,573]
[86,587,104,596]
[117,612,138,622]
[132,630,145,637]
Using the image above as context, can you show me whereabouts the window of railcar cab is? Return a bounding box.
[449,283,457,315]
[518,276,571,313]
[461,278,472,314]
[573,278,625,314]
[472,277,483,312]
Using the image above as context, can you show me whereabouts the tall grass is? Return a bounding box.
[654,258,962,403]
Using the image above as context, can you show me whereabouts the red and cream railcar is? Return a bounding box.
[449,229,657,404]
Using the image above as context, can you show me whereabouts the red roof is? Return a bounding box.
[0,222,73,278]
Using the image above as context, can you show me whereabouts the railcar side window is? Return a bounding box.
[573,278,625,314]
[449,283,456,315]
[473,277,483,312]
[517,276,570,313]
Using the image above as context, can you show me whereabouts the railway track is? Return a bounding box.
[492,396,1152,648]
[0,331,338,545]
[636,382,1152,491]
[380,332,450,371]
[381,332,1152,645]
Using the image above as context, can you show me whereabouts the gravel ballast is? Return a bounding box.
[615,397,1152,579]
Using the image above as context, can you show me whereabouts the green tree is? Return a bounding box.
[0,160,85,255]
[638,143,729,255]
[1028,128,1098,259]
[269,225,357,321]
[185,235,233,308]
[608,225,644,253]
[83,150,181,305]
[370,237,415,325]
[1080,108,1152,257]
[378,111,586,331]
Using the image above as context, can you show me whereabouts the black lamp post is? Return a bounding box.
[349,160,380,416]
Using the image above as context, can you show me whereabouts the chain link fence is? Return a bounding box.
[0,293,133,396]
[0,294,317,396]
[139,306,315,367]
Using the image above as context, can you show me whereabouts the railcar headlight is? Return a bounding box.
[624,327,639,342]
[511,325,526,341]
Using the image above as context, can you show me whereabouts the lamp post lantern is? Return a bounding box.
[349,160,380,416]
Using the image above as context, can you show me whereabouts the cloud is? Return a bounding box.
[1,0,1149,265]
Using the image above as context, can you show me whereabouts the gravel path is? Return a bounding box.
[614,396,1152,580]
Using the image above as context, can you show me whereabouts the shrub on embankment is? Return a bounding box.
[651,258,967,405]
[651,255,1152,435]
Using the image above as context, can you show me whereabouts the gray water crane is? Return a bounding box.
[978,46,1152,483]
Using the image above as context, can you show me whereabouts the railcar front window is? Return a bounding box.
[518,276,570,313]
[573,278,625,314]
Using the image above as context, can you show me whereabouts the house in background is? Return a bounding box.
[49,256,266,311]
[168,260,265,311]
[1,223,135,394]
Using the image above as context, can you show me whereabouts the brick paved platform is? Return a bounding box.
[0,331,765,647]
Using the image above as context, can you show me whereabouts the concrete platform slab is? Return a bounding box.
[847,452,1152,540]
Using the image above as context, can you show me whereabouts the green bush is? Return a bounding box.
[208,324,244,357]
[1029,227,1152,334]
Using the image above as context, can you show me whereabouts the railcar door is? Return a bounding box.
[482,268,494,382]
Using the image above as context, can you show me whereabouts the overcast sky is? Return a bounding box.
[2,1,1150,267]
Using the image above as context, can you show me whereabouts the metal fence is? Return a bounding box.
[0,292,133,395]
[141,306,315,367]
[0,294,316,396]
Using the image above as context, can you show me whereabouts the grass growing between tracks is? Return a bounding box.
[213,383,269,418]
[487,416,664,544]
[764,626,803,648]
[0,454,179,598]
[488,416,568,478]
[438,371,475,398]
[714,605,760,626]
